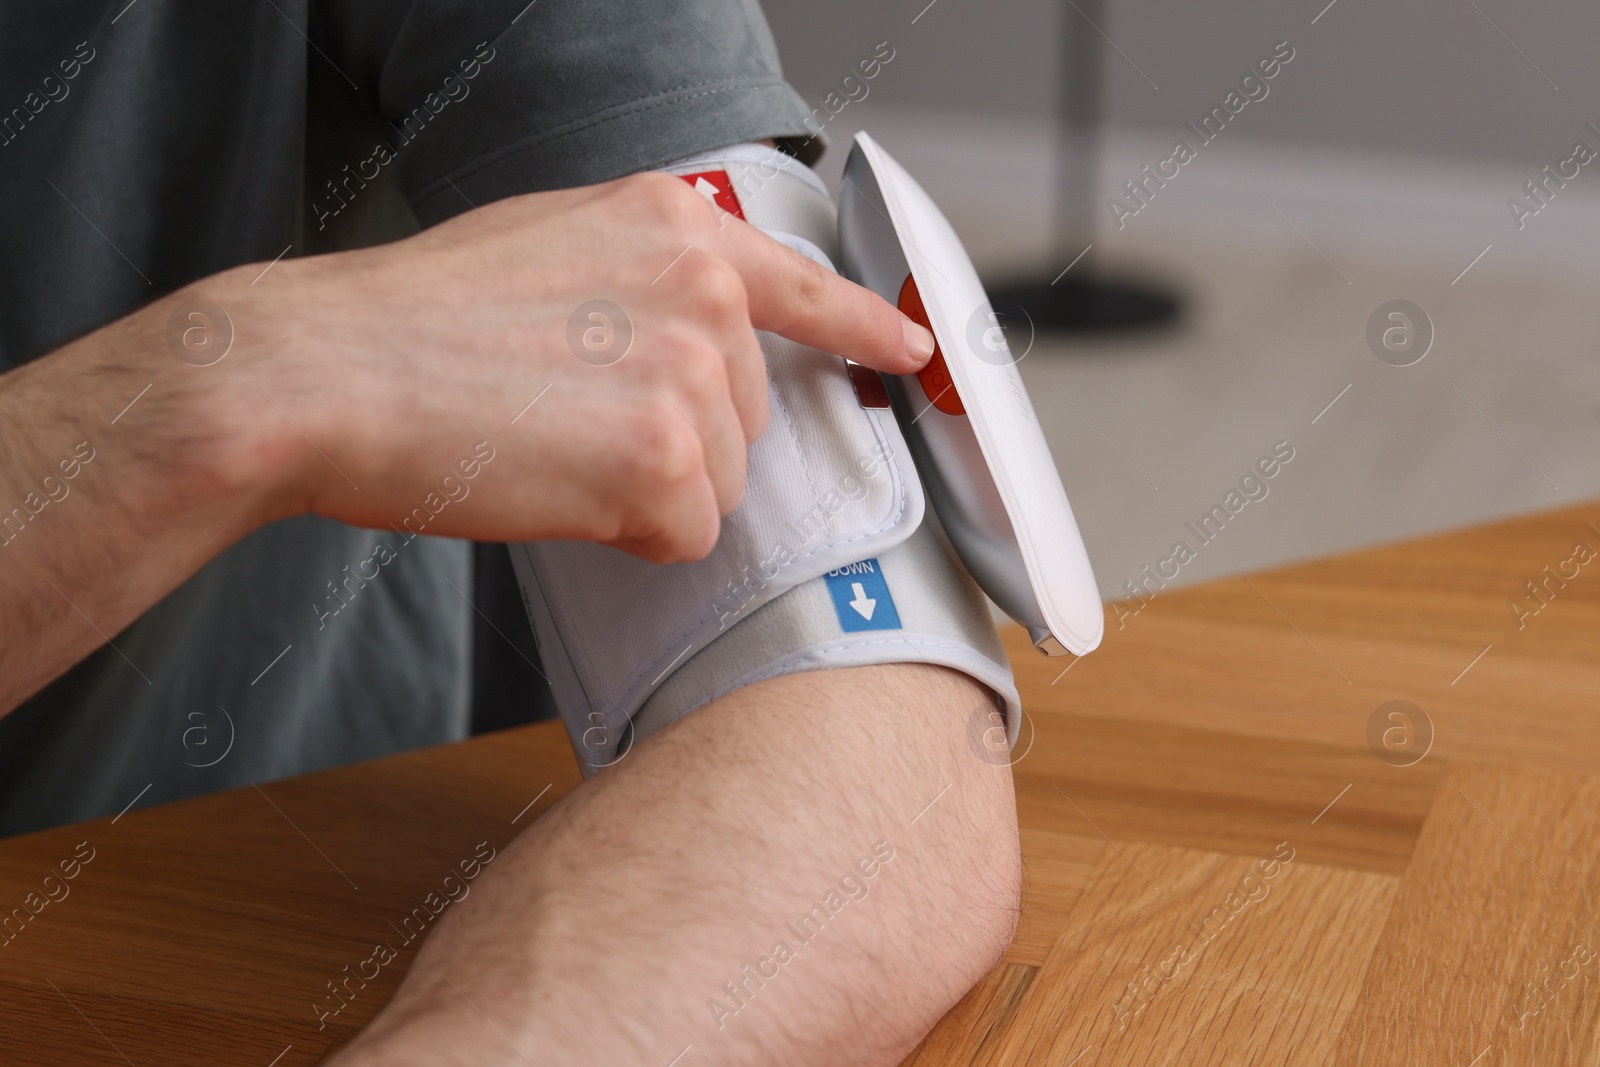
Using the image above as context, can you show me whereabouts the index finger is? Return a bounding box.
[712,217,936,375]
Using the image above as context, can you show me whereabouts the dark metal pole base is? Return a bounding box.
[986,274,1182,335]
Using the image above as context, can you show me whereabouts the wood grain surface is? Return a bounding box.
[4,501,1599,1066]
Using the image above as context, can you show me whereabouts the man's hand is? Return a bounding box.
[217,171,934,563]
[0,172,932,713]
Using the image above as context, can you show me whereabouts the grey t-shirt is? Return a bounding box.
[0,0,818,838]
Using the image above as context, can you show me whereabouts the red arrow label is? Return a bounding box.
[678,170,745,220]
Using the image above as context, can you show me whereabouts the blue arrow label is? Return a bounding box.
[824,558,901,633]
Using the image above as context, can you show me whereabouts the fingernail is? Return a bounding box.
[902,317,936,367]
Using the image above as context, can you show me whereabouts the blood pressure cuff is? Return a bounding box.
[510,144,1019,773]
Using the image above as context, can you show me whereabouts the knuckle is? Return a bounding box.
[620,170,678,203]
[789,254,831,326]
[630,403,701,485]
[676,252,747,317]
[669,509,722,563]
[627,171,708,232]
[672,343,727,397]
[585,508,629,548]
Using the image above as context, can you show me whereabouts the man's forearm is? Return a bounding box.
[0,267,287,713]
[331,663,1021,1067]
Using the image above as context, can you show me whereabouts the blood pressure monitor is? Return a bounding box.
[838,133,1104,657]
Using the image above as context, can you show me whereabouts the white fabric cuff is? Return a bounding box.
[510,144,1017,773]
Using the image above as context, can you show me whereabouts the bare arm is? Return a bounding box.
[330,662,1021,1067]
[0,297,283,710]
[0,173,934,715]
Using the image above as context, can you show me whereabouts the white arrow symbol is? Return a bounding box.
[849,582,876,620]
[693,177,720,203]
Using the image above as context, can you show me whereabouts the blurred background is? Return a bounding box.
[765,0,1600,602]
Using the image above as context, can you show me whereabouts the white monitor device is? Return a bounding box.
[837,132,1104,657]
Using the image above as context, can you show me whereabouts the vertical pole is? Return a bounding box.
[1055,0,1103,264]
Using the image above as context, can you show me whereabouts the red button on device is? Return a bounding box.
[897,274,964,416]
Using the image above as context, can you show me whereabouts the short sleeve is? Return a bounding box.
[313,0,820,226]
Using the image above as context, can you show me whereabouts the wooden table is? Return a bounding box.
[4,502,1599,1066]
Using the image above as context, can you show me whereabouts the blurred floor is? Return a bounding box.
[812,105,1600,599]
